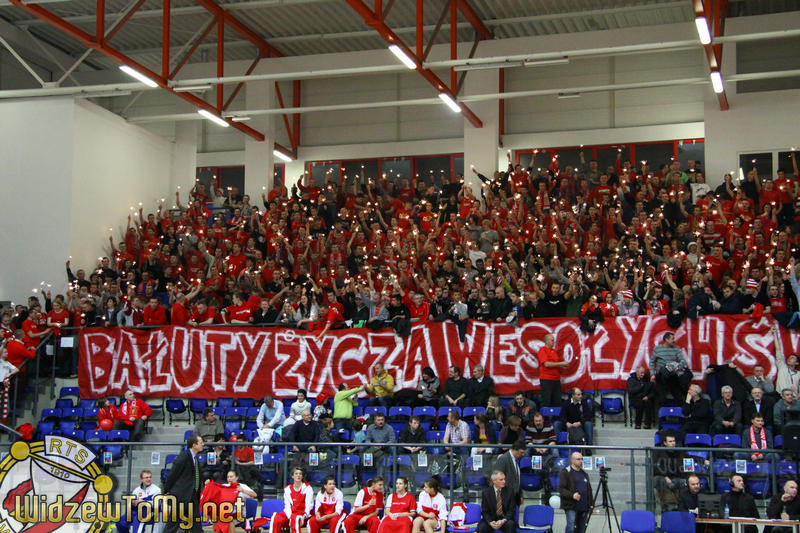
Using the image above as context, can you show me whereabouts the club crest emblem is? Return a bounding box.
[0,436,113,533]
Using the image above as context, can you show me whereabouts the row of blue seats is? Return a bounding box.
[654,432,792,449]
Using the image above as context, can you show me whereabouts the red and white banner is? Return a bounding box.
[78,316,800,399]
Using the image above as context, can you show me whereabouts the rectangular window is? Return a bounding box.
[309,163,341,186]
[738,153,772,182]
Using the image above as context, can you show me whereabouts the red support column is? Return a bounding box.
[450,0,457,93]
[416,0,423,57]
[162,0,170,79]
[96,0,105,44]
[105,0,146,41]
[455,0,492,40]
[693,0,729,110]
[292,80,301,152]
[216,14,223,111]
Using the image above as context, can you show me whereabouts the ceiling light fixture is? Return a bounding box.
[695,17,712,45]
[438,93,461,113]
[119,65,158,88]
[197,109,230,127]
[388,45,417,70]
[273,149,293,162]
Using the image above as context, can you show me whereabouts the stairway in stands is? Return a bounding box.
[591,423,653,511]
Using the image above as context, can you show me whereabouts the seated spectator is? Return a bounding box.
[723,475,759,533]
[653,430,689,511]
[469,364,494,408]
[746,364,776,395]
[283,409,319,453]
[313,393,331,421]
[477,470,516,533]
[472,413,497,455]
[333,384,364,430]
[498,416,523,447]
[439,365,469,408]
[143,297,167,326]
[682,385,712,434]
[257,394,286,429]
[366,363,394,409]
[711,385,742,436]
[348,419,367,455]
[365,413,395,471]
[284,389,312,427]
[773,388,799,435]
[412,478,448,533]
[442,410,470,456]
[202,434,231,482]
[742,413,772,462]
[505,391,535,427]
[767,480,800,532]
[414,366,440,408]
[114,389,152,441]
[626,366,655,429]
[650,332,692,406]
[486,396,505,430]
[195,407,224,443]
[318,416,338,461]
[398,416,426,454]
[743,387,775,425]
[560,388,594,446]
[96,398,116,430]
[677,475,702,520]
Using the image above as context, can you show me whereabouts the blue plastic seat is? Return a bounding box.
[365,406,387,417]
[61,408,82,420]
[109,429,129,441]
[684,433,712,460]
[237,398,256,408]
[59,386,80,399]
[63,429,85,440]
[217,397,235,409]
[660,511,696,533]
[55,398,74,410]
[79,399,96,411]
[448,503,480,533]
[339,454,360,488]
[599,390,626,426]
[438,406,461,420]
[620,510,655,533]
[540,407,560,419]
[166,399,188,424]
[41,408,60,420]
[518,504,554,533]
[462,406,486,418]
[712,434,742,448]
[658,407,685,430]
[389,406,412,419]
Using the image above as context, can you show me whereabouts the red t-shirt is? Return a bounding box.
[143,305,167,326]
[170,302,189,325]
[21,319,41,348]
[225,305,252,323]
[537,346,561,381]
[6,339,35,367]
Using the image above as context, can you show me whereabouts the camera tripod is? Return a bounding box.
[586,468,621,533]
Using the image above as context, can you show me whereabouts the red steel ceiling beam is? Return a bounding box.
[216,14,224,111]
[169,19,215,79]
[292,79,301,151]
[193,0,282,59]
[455,0,492,41]
[96,0,104,44]
[693,0,729,110]
[8,0,265,140]
[162,0,170,79]
[105,0,146,42]
[344,0,483,128]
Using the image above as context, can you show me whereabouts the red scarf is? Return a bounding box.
[749,425,766,456]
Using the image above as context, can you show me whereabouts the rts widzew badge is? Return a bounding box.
[0,436,113,533]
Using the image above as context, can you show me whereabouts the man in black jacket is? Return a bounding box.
[743,387,775,426]
[627,366,655,429]
[723,475,758,533]
[678,475,704,533]
[767,480,800,533]
[653,431,689,510]
[682,385,712,435]
[469,364,495,408]
[163,434,205,533]
[711,385,742,436]
[559,452,594,533]
[477,471,517,533]
[489,287,513,322]
[560,388,594,446]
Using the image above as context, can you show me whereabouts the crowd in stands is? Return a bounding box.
[3,148,800,347]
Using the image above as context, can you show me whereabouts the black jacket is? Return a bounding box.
[724,489,759,519]
[677,488,700,513]
[480,485,516,524]
[682,398,712,424]
[743,397,776,425]
[558,468,594,510]
[653,447,688,477]
[767,493,800,520]
[626,372,654,401]
[164,449,201,502]
[470,377,495,408]
[489,297,513,321]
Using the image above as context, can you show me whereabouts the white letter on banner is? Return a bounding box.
[84,332,114,395]
[233,331,271,393]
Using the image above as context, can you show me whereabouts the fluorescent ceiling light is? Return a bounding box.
[119,65,158,88]
[524,57,569,67]
[438,93,461,113]
[273,149,292,162]
[695,17,711,45]
[73,90,132,98]
[173,85,212,92]
[230,116,251,122]
[557,92,581,99]
[453,60,524,72]
[197,109,230,127]
[710,71,724,93]
[388,45,417,70]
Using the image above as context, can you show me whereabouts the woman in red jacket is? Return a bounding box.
[96,398,117,430]
[377,477,416,533]
[271,467,313,533]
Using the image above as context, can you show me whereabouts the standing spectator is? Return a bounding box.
[366,363,395,409]
[560,388,594,446]
[476,471,516,533]
[143,297,167,326]
[469,364,494,408]
[414,367,439,408]
[653,431,689,510]
[745,364,775,395]
[627,366,655,429]
[768,480,800,532]
[682,385,712,435]
[711,385,742,436]
[742,413,772,463]
[493,441,524,506]
[114,389,152,441]
[21,308,50,348]
[537,334,568,407]
[773,324,799,397]
[194,408,223,443]
[439,366,469,408]
[442,411,469,456]
[257,395,286,429]
[271,467,314,533]
[650,332,692,406]
[333,384,364,430]
[559,451,594,533]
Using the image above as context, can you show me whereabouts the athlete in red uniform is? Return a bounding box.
[271,468,314,533]
[377,478,416,533]
[343,477,384,533]
[308,476,345,533]
[412,478,448,533]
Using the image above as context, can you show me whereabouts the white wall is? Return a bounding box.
[0,97,177,304]
[0,98,74,304]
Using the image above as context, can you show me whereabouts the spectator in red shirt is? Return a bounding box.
[188,300,217,326]
[21,308,51,348]
[3,330,36,368]
[143,297,167,326]
[315,302,345,341]
[114,389,152,441]
[537,334,568,408]
[222,293,252,324]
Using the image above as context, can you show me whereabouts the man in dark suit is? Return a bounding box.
[469,364,495,408]
[493,440,525,506]
[477,470,516,533]
[163,434,205,533]
[743,387,775,427]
